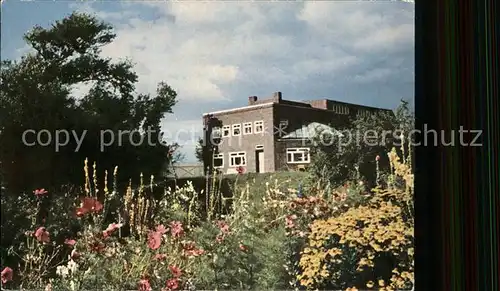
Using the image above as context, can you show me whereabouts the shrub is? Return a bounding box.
[296,147,414,290]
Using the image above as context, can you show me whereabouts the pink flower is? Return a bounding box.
[239,243,248,252]
[156,224,168,234]
[154,253,168,261]
[64,239,76,247]
[147,230,162,250]
[182,241,205,257]
[138,279,152,291]
[89,241,106,253]
[169,221,184,238]
[236,166,245,175]
[33,189,48,197]
[168,265,182,278]
[76,197,103,217]
[103,223,123,238]
[165,278,179,290]
[285,215,296,229]
[1,267,13,284]
[376,155,381,161]
[215,234,225,243]
[216,220,230,234]
[34,227,50,243]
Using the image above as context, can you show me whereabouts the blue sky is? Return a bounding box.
[1,0,414,162]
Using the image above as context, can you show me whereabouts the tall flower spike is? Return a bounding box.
[93,161,98,195]
[84,158,90,195]
[113,166,118,194]
[150,175,154,192]
[400,131,406,164]
[104,170,109,195]
[139,173,144,196]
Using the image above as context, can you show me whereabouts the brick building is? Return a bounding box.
[201,92,392,174]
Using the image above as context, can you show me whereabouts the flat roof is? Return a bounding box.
[202,99,393,117]
[202,102,274,116]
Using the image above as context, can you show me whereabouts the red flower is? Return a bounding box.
[215,234,225,243]
[168,265,182,278]
[239,243,248,252]
[33,188,48,197]
[376,155,381,161]
[165,278,179,290]
[103,223,123,238]
[169,221,184,238]
[138,279,152,291]
[156,224,168,234]
[76,197,103,217]
[1,267,13,284]
[236,166,245,175]
[147,230,162,250]
[35,227,50,243]
[70,249,80,260]
[154,253,168,261]
[90,241,106,253]
[64,239,76,247]
[182,241,205,257]
[285,215,296,229]
[216,220,230,234]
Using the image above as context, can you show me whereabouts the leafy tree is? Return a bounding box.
[0,12,178,192]
[308,100,414,189]
[195,137,204,164]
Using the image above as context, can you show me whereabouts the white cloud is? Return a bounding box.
[67,1,414,161]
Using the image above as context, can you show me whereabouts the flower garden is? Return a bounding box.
[0,147,414,291]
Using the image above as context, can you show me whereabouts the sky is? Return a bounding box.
[1,0,414,163]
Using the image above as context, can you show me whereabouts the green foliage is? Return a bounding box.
[308,100,414,189]
[0,12,178,192]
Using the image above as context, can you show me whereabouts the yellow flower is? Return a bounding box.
[366,281,375,288]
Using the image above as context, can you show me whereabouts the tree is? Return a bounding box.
[0,12,178,192]
[308,100,414,189]
[195,138,204,164]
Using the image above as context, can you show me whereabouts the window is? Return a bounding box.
[286,148,310,164]
[229,152,246,167]
[254,120,264,134]
[358,110,370,118]
[243,122,252,135]
[211,127,221,139]
[232,124,241,136]
[222,125,230,137]
[334,105,349,115]
[213,153,224,168]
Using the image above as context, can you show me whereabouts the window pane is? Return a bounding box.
[214,158,223,167]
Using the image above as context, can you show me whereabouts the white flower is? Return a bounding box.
[56,265,69,278]
[67,260,78,274]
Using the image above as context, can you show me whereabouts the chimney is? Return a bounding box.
[272,92,282,103]
[248,96,258,105]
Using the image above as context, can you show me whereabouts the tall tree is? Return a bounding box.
[0,12,177,192]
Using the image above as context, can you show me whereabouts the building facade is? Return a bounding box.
[201,92,392,174]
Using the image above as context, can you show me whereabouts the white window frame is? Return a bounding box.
[229,151,246,167]
[243,122,253,135]
[211,127,222,139]
[213,153,224,168]
[232,124,241,136]
[254,120,264,134]
[286,148,311,164]
[222,125,230,137]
